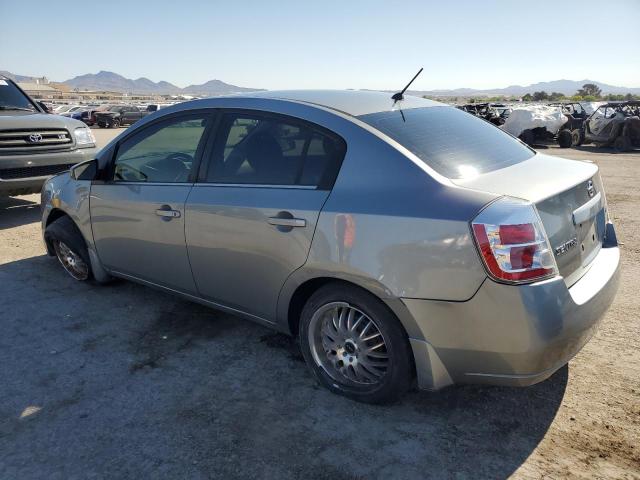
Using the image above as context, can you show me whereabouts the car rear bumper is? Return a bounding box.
[403,233,621,390]
[0,147,96,195]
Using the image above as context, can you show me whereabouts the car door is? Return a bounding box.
[185,111,346,321]
[91,112,213,293]
[120,107,134,124]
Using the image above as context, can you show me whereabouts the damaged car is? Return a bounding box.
[41,90,620,403]
[501,104,569,147]
[583,101,640,152]
[458,103,510,126]
[548,102,588,147]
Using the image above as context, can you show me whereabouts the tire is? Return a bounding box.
[614,135,631,152]
[519,129,535,146]
[44,216,92,281]
[570,129,583,146]
[299,283,413,404]
[112,119,121,128]
[557,129,572,148]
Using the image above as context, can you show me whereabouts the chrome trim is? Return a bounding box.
[573,192,602,225]
[193,182,317,190]
[107,182,194,186]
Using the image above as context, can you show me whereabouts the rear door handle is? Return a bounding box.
[267,217,306,228]
[155,205,181,219]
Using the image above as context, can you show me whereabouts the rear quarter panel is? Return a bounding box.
[275,113,498,331]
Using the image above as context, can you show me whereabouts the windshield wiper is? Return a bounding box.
[0,105,36,112]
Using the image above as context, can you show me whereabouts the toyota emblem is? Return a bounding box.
[28,133,43,143]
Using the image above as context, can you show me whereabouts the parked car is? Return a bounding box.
[53,104,77,115]
[0,75,97,196]
[583,101,640,151]
[41,90,620,403]
[501,104,568,146]
[78,105,110,127]
[458,103,510,126]
[95,104,153,128]
[548,102,588,147]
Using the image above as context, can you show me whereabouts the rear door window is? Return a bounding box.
[204,112,346,189]
[358,106,535,179]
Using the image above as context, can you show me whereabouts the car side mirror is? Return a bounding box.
[37,101,50,113]
[70,159,98,181]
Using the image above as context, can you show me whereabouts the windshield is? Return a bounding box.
[358,106,535,179]
[0,79,36,111]
[109,106,122,112]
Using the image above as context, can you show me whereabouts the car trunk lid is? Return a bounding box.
[454,153,606,286]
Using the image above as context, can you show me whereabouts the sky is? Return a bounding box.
[1,0,639,90]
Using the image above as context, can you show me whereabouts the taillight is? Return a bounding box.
[471,197,558,284]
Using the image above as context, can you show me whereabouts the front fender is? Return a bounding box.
[41,173,94,253]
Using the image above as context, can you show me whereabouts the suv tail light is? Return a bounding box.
[471,197,558,284]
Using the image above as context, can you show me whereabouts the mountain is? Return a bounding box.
[61,70,261,95]
[408,79,640,98]
[182,79,261,95]
[63,71,182,93]
[0,70,41,82]
[4,69,638,98]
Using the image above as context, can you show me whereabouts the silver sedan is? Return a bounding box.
[41,90,620,403]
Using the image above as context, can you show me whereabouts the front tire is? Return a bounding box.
[45,216,92,281]
[557,129,572,148]
[299,284,413,404]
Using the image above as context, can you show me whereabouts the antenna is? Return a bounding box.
[391,68,423,103]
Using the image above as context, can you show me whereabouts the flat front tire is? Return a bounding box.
[299,283,413,404]
[45,216,92,282]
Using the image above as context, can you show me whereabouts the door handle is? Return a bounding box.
[267,217,306,228]
[155,205,181,219]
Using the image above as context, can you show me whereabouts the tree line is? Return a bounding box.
[520,83,638,102]
[428,83,639,103]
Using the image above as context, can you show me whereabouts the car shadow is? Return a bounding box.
[0,254,568,479]
[0,196,41,230]
[573,145,639,154]
[257,332,568,479]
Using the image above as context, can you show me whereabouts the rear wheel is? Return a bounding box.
[299,284,413,404]
[112,119,121,128]
[45,216,92,281]
[571,129,582,146]
[614,135,631,152]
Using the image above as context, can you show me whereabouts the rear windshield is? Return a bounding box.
[358,106,534,179]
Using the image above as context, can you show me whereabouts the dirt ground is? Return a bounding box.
[0,128,638,479]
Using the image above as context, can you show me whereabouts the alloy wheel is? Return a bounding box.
[53,240,89,281]
[308,302,389,386]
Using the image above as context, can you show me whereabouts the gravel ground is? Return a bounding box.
[1,129,638,479]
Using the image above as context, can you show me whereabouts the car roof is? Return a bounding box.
[229,89,443,117]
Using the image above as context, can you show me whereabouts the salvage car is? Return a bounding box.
[549,102,588,147]
[501,104,568,146]
[583,101,640,151]
[458,103,510,126]
[0,75,97,196]
[41,90,620,403]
